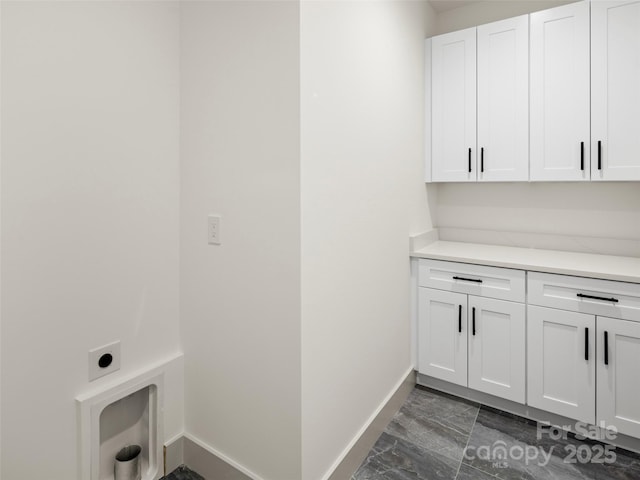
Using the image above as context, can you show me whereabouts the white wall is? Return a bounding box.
[411,2,439,236]
[300,2,434,479]
[180,2,302,479]
[435,183,640,255]
[0,4,3,474]
[1,2,183,478]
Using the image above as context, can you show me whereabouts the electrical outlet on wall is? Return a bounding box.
[208,215,221,245]
[88,341,121,381]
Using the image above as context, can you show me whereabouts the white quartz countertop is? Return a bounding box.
[411,241,640,284]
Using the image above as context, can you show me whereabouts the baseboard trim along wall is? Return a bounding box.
[164,431,256,480]
[325,367,416,480]
[182,433,258,480]
[164,434,184,476]
[165,368,416,480]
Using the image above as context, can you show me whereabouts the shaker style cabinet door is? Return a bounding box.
[418,288,468,386]
[431,27,477,182]
[468,296,525,403]
[527,305,596,424]
[591,0,640,181]
[477,15,529,182]
[530,2,590,181]
[597,316,640,438]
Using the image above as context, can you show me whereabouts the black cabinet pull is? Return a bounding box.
[577,293,618,303]
[604,331,609,365]
[472,307,476,336]
[585,327,589,361]
[598,141,602,170]
[468,148,472,173]
[481,147,484,173]
[453,276,483,283]
[580,142,584,171]
[458,305,462,333]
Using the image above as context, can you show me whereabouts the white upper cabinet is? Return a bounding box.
[430,18,529,183]
[530,2,590,181]
[477,15,529,182]
[591,0,640,181]
[427,1,640,183]
[431,27,477,182]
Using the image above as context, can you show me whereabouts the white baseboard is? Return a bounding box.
[182,432,259,480]
[164,433,184,476]
[323,366,416,480]
[166,367,416,480]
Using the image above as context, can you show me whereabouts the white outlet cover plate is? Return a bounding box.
[88,340,121,381]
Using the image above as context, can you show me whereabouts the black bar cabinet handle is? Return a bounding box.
[472,307,476,336]
[585,327,589,361]
[577,293,618,303]
[604,331,609,365]
[481,147,484,173]
[458,305,462,333]
[598,141,602,170]
[453,276,483,283]
[468,148,472,173]
[580,142,584,171]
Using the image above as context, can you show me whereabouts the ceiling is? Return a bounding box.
[429,0,483,13]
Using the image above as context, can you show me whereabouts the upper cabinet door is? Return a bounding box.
[530,2,590,181]
[431,27,477,182]
[592,1,640,181]
[477,15,529,182]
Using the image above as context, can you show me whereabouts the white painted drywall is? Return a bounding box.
[0,4,3,475]
[412,2,440,236]
[300,1,435,479]
[1,2,183,478]
[435,183,640,254]
[180,2,302,479]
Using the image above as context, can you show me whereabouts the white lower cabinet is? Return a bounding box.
[418,288,468,386]
[417,259,640,441]
[469,297,525,403]
[528,305,640,438]
[527,305,596,424]
[597,316,640,438]
[418,284,525,402]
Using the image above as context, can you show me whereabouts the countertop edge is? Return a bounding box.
[410,247,640,285]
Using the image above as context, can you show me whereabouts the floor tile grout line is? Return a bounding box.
[460,462,502,480]
[453,404,480,480]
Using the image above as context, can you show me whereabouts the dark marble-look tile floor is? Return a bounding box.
[353,386,640,480]
[162,464,206,480]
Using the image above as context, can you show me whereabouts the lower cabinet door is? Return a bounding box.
[418,288,468,386]
[597,316,640,438]
[468,296,525,403]
[528,305,595,424]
